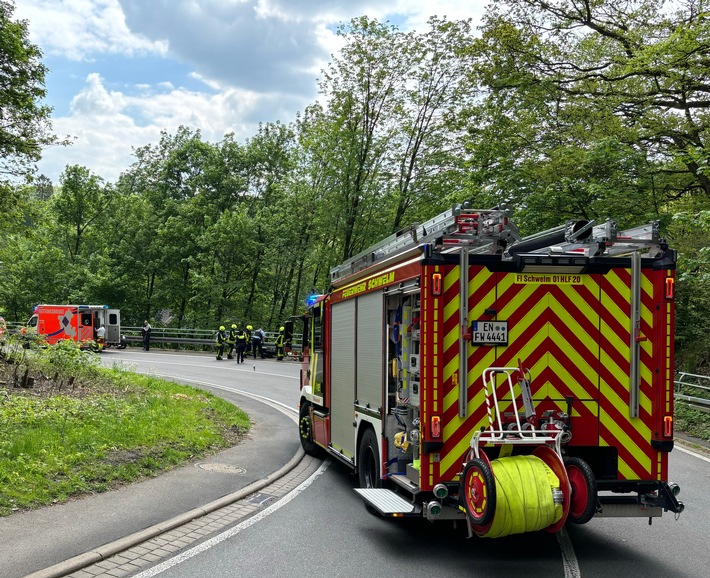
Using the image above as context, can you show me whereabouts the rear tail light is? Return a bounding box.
[665,277,675,299]
[663,415,673,438]
[431,415,441,438]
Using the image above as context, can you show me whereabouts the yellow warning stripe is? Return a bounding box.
[605,270,654,327]
[547,356,596,402]
[599,430,650,478]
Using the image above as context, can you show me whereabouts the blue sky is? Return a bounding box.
[15,0,487,184]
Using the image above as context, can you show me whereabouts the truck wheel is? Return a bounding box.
[461,457,496,528]
[298,403,322,457]
[564,457,597,524]
[358,427,380,490]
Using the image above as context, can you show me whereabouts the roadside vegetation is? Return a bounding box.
[675,405,710,444]
[0,339,250,516]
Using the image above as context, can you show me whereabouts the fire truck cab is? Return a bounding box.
[26,304,125,350]
[298,204,684,538]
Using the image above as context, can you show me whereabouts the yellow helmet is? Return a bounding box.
[232,324,237,329]
[279,326,285,331]
[219,325,225,331]
[247,325,253,330]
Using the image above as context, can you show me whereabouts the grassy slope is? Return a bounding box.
[0,353,250,516]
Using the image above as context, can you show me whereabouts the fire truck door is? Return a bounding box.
[330,300,356,459]
[356,291,384,412]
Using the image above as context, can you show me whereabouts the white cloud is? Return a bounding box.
[38,73,293,182]
[15,0,488,183]
[16,0,166,59]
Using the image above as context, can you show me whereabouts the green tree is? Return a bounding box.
[319,17,408,260]
[473,0,710,213]
[51,165,112,263]
[0,0,65,185]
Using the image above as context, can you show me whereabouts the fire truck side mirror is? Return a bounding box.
[284,321,294,341]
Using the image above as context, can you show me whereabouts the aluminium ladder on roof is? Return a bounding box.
[329,204,666,285]
[329,206,519,284]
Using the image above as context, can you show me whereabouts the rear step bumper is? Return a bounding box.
[353,488,422,517]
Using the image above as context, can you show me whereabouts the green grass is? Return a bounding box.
[674,403,710,441]
[0,356,250,516]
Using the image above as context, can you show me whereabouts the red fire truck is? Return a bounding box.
[297,204,684,537]
[25,304,125,350]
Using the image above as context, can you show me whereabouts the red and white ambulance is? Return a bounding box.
[25,304,125,349]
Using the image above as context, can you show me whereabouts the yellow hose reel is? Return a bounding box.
[461,446,583,538]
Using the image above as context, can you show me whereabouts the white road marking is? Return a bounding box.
[132,460,330,577]
[129,360,587,577]
[115,357,299,380]
[557,527,582,578]
[149,374,297,417]
[675,444,710,463]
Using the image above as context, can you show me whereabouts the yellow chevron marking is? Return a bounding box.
[600,434,645,479]
[443,326,458,358]
[562,276,602,320]
[469,266,490,295]
[548,297,598,356]
[443,349,458,383]
[443,386,487,438]
[444,266,459,292]
[441,417,489,474]
[547,355,598,401]
[444,297,458,325]
[599,400,651,472]
[469,270,495,316]
[600,368,652,419]
[600,317,633,368]
[606,270,631,301]
[600,320,653,417]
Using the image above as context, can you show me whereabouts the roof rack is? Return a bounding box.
[511,219,664,258]
[330,208,667,285]
[330,205,520,283]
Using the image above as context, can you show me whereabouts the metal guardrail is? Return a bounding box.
[675,372,710,412]
[120,327,302,356]
[4,320,709,394]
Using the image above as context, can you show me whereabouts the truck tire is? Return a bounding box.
[357,427,380,490]
[563,457,597,524]
[298,403,322,457]
[461,457,496,528]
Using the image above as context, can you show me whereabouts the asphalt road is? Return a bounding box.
[108,349,710,578]
[3,349,708,577]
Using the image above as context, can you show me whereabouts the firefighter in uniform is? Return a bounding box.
[215,325,227,360]
[235,326,248,364]
[275,326,285,361]
[245,325,253,358]
[227,324,237,359]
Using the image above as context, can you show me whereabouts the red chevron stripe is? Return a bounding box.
[443,274,459,309]
[598,384,652,446]
[535,341,599,399]
[599,421,653,479]
[478,267,498,294]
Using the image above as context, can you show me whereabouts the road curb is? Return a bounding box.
[25,447,306,578]
[675,432,710,455]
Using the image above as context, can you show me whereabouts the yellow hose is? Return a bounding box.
[483,455,563,538]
